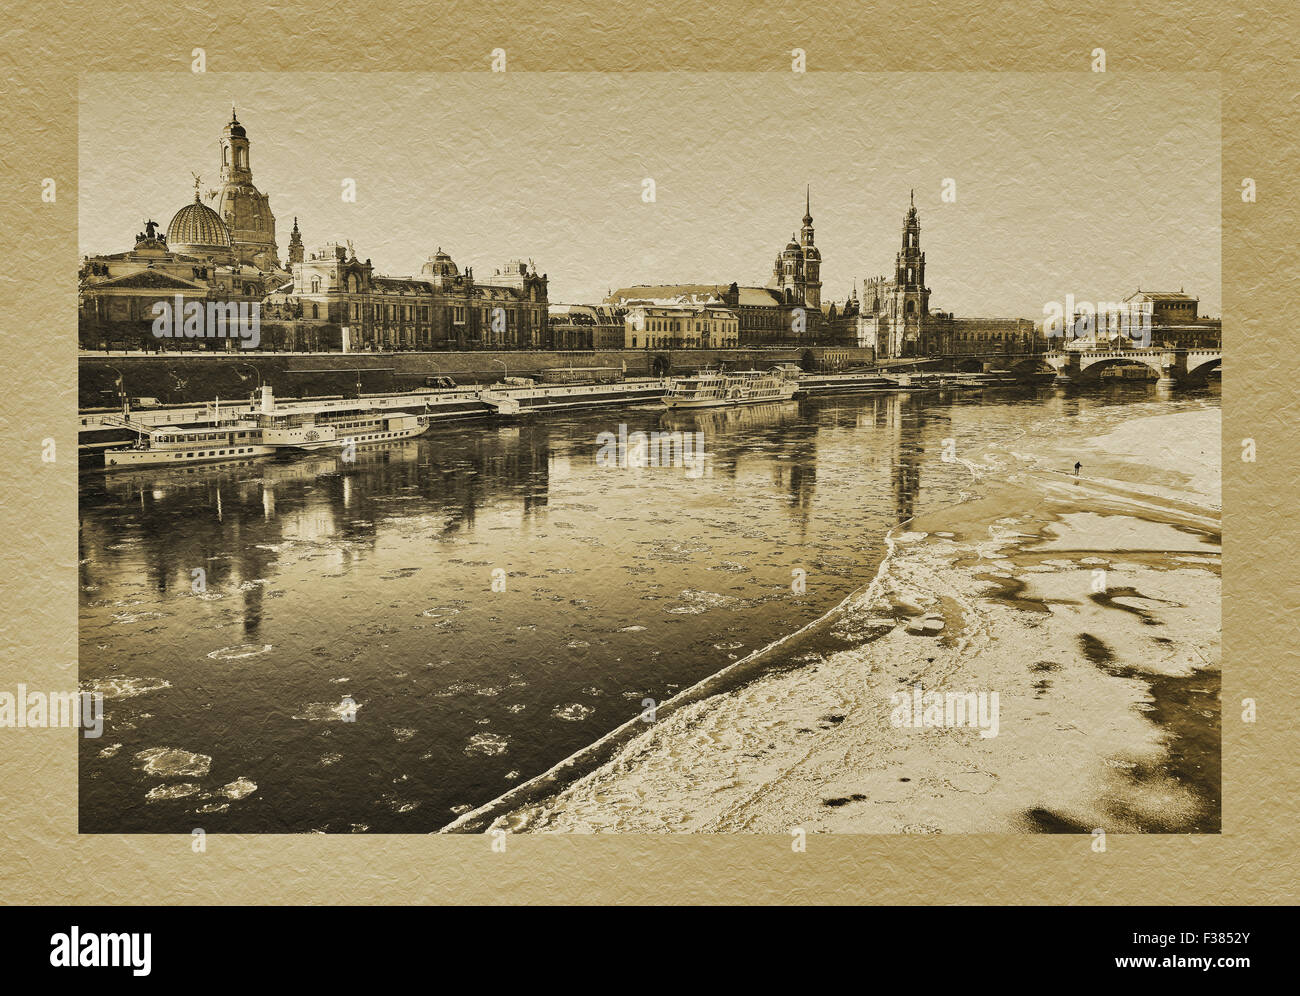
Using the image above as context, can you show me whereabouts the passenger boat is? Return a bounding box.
[103,410,430,467]
[662,368,799,410]
[102,420,274,468]
[103,387,431,467]
[259,410,430,451]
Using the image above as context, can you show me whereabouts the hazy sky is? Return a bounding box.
[80,73,1220,317]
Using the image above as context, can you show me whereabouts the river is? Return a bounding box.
[78,381,1219,832]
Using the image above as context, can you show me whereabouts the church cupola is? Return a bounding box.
[220,107,252,184]
[212,107,280,270]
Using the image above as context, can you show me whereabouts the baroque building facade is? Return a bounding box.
[80,109,548,352]
[1063,289,1221,351]
[606,193,823,346]
[1125,290,1221,348]
[284,243,548,352]
[79,209,282,351]
[622,302,739,349]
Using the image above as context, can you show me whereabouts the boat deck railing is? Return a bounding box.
[80,379,672,434]
[96,413,160,434]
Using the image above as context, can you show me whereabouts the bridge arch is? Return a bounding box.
[1186,352,1222,378]
[1077,353,1163,379]
[1008,356,1054,375]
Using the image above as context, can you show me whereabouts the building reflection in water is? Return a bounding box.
[80,394,937,639]
[839,392,924,526]
[887,394,924,525]
[661,400,820,537]
[80,426,558,636]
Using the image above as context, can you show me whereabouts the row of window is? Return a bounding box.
[168,430,409,460]
[629,336,740,348]
[173,447,257,459]
[327,420,386,430]
[951,331,1032,341]
[156,430,257,444]
[643,319,738,333]
[309,303,544,327]
[740,310,784,328]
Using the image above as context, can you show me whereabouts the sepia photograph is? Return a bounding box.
[7,0,1300,949]
[73,72,1222,837]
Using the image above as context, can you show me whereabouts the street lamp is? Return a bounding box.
[492,358,507,383]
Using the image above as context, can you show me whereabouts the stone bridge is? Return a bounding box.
[1042,348,1221,388]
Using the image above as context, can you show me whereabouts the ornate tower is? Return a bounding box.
[799,186,821,311]
[212,107,280,270]
[799,187,815,248]
[888,191,930,355]
[287,217,304,266]
[219,107,252,184]
[768,189,822,312]
[894,190,928,314]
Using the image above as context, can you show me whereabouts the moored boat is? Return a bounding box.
[102,420,274,468]
[662,368,798,410]
[103,386,431,467]
[263,410,430,450]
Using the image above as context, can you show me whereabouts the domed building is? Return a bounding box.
[210,108,281,271]
[166,191,234,264]
[80,209,276,351]
[420,248,461,284]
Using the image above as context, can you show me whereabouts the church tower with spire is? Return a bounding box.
[212,108,281,271]
[893,189,929,324]
[219,106,252,184]
[861,191,933,358]
[799,186,822,311]
[287,217,304,267]
[768,187,823,316]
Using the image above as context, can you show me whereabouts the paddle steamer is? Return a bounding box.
[103,387,430,468]
[662,368,798,410]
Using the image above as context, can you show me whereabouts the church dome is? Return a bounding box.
[421,247,459,278]
[167,195,233,256]
[212,183,276,264]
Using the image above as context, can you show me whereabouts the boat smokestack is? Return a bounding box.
[261,385,275,414]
